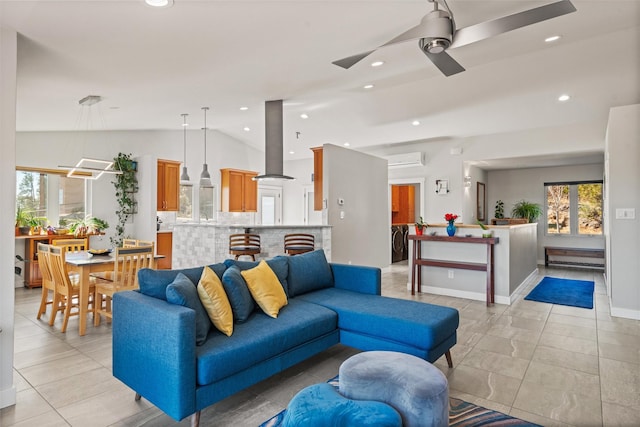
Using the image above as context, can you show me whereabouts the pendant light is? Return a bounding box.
[199,107,213,187]
[179,113,192,184]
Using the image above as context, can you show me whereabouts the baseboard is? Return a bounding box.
[610,305,640,320]
[421,285,510,305]
[0,385,16,409]
[509,268,539,304]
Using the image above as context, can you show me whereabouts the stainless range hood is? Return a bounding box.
[253,100,294,181]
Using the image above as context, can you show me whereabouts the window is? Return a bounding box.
[16,169,86,226]
[178,184,193,220]
[199,185,216,222]
[545,181,602,236]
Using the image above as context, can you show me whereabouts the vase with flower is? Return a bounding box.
[444,213,458,236]
[415,216,427,236]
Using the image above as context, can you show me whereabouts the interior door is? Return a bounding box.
[257,185,282,225]
[304,185,322,225]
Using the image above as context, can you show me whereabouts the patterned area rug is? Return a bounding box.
[260,376,541,427]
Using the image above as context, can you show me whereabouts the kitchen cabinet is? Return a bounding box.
[156,232,172,270]
[157,159,180,211]
[391,185,415,225]
[220,168,258,212]
[311,147,323,211]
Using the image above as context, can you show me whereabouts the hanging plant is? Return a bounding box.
[111,152,137,247]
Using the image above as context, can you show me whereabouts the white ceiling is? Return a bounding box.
[3,0,639,167]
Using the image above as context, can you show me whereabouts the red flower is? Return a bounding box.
[444,213,458,222]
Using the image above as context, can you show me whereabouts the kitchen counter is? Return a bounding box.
[172,223,331,268]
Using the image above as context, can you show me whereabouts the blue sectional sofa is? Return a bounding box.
[112,250,459,426]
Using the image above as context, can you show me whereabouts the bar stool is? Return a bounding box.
[229,234,261,261]
[284,233,315,255]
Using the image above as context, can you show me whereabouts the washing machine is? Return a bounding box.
[391,225,403,263]
[401,224,409,261]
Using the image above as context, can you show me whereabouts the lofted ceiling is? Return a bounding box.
[2,0,639,167]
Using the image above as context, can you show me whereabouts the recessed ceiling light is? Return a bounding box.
[243,127,251,131]
[144,0,173,8]
[412,120,421,126]
[371,61,385,67]
[300,113,309,119]
[343,142,350,147]
[289,151,295,155]
[558,94,570,102]
[363,84,374,89]
[239,106,249,111]
[545,35,561,43]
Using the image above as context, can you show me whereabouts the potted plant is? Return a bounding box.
[511,200,542,223]
[415,216,427,235]
[69,215,109,236]
[494,200,505,219]
[476,219,492,238]
[15,207,31,235]
[111,152,137,247]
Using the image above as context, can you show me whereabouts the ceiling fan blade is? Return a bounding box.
[450,0,576,49]
[332,50,376,69]
[423,50,465,76]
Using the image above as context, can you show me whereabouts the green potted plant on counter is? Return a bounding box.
[511,200,542,223]
[476,220,492,238]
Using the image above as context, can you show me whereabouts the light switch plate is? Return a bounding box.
[615,208,636,219]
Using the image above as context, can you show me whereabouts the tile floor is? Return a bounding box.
[2,263,639,426]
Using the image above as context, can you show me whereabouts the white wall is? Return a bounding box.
[1,26,17,410]
[605,104,640,319]
[488,163,605,263]
[15,129,264,242]
[324,144,389,268]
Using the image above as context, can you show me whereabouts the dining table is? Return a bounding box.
[65,251,116,336]
[65,250,165,336]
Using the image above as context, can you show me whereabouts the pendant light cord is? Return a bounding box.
[182,113,188,164]
[202,106,209,161]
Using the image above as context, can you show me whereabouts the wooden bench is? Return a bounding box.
[544,246,605,269]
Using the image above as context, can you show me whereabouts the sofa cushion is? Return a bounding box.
[195,299,337,385]
[197,266,233,336]
[165,273,211,346]
[221,265,255,323]
[223,257,289,297]
[286,250,334,297]
[297,288,459,351]
[138,263,227,301]
[241,261,288,318]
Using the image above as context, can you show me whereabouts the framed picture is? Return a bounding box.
[477,182,486,222]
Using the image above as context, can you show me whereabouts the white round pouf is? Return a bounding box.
[339,351,449,427]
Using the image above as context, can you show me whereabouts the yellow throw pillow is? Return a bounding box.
[197,266,233,336]
[241,260,288,318]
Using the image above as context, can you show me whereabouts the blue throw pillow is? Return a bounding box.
[221,266,255,323]
[165,273,211,346]
[138,263,226,300]
[287,250,333,297]
[223,257,289,297]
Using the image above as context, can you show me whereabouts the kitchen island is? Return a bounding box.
[172,223,331,268]
[408,223,537,305]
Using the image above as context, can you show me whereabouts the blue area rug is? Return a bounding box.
[524,276,594,309]
[260,376,541,427]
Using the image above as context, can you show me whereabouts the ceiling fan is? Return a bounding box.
[332,0,576,76]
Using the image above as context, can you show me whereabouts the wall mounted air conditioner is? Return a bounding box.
[386,152,424,169]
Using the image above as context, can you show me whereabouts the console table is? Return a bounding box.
[408,235,499,306]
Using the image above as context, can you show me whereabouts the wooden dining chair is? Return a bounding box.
[284,233,315,255]
[48,245,96,333]
[52,238,89,252]
[229,234,261,261]
[122,238,138,248]
[36,243,56,322]
[94,245,156,326]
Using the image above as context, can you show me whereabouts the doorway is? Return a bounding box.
[303,185,322,225]
[389,178,425,265]
[257,185,282,225]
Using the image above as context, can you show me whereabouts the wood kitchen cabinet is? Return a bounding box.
[156,232,172,270]
[391,185,415,225]
[157,159,180,211]
[220,168,258,212]
[311,147,323,211]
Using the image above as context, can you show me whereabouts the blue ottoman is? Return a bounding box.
[282,383,401,427]
[340,351,449,427]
